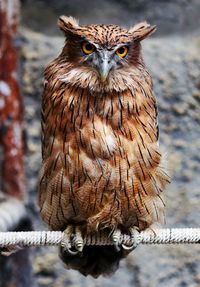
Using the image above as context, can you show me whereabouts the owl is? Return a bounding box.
[39,16,170,277]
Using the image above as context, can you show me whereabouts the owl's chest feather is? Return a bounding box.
[40,83,169,231]
[51,88,130,156]
[44,85,158,176]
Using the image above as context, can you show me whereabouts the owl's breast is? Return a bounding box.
[78,116,117,159]
[40,86,168,232]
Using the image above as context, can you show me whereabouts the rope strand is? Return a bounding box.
[0,228,200,248]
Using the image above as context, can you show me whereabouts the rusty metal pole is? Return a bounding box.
[0,1,32,286]
[0,0,25,200]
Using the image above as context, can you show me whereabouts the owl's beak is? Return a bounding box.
[98,58,111,82]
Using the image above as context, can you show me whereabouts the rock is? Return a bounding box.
[36,277,54,286]
[173,139,186,149]
[172,103,188,116]
[193,90,200,101]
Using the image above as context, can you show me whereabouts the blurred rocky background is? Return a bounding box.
[14,0,200,286]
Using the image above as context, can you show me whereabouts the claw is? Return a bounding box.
[61,225,84,255]
[112,227,141,252]
[61,225,73,251]
[74,226,84,252]
[112,229,122,252]
[122,227,141,251]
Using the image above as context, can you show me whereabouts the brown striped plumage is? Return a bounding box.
[39,16,169,277]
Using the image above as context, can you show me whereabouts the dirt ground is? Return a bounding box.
[16,0,200,286]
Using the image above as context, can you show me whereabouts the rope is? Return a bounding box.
[0,228,200,248]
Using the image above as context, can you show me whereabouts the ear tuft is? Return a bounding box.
[129,21,156,41]
[58,16,79,33]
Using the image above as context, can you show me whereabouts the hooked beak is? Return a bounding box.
[98,58,111,82]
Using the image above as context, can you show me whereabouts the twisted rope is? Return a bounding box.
[0,228,200,248]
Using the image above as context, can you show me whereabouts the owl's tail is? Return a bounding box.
[60,245,127,278]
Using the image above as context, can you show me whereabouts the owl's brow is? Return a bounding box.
[87,41,132,52]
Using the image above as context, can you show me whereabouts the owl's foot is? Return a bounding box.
[112,229,121,252]
[112,227,141,252]
[61,225,84,255]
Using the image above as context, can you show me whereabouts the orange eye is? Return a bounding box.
[116,46,128,58]
[82,42,95,55]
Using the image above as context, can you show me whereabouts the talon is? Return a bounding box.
[61,225,84,255]
[122,227,141,251]
[74,226,84,252]
[112,229,122,252]
[61,225,73,251]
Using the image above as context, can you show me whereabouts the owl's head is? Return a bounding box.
[57,16,156,92]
